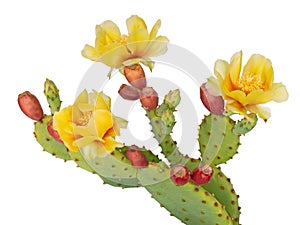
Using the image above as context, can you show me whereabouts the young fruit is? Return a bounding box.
[18,91,44,121]
[140,87,158,110]
[191,164,214,186]
[47,119,63,143]
[118,84,140,100]
[124,64,146,89]
[126,145,148,168]
[200,83,224,115]
[170,164,191,186]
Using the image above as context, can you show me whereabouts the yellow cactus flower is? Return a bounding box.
[82,15,169,71]
[53,90,127,157]
[206,51,288,121]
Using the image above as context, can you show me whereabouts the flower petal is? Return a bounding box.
[75,136,98,148]
[214,59,229,80]
[243,54,274,89]
[143,36,169,57]
[103,136,123,152]
[100,43,131,68]
[149,19,161,40]
[247,105,271,121]
[93,110,114,139]
[270,83,289,102]
[126,15,147,36]
[224,90,247,105]
[226,101,247,115]
[96,20,121,45]
[228,51,242,88]
[82,45,101,61]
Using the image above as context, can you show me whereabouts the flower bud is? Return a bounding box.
[126,145,148,168]
[118,84,140,100]
[18,91,44,121]
[47,119,63,143]
[140,87,158,110]
[124,64,146,89]
[164,89,181,109]
[200,83,224,115]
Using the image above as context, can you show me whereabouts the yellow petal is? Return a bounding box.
[243,54,274,89]
[225,90,247,105]
[93,110,114,139]
[90,90,111,110]
[100,43,131,68]
[269,83,289,102]
[228,51,242,88]
[247,105,271,121]
[75,136,98,148]
[127,31,149,56]
[53,106,78,152]
[126,15,147,36]
[143,36,169,57]
[81,45,101,61]
[149,19,161,40]
[114,116,128,129]
[214,59,229,80]
[96,20,121,45]
[245,83,288,105]
[73,125,93,137]
[103,136,123,152]
[75,90,88,105]
[226,101,247,115]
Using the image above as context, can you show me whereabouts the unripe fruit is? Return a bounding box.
[124,64,146,89]
[125,145,148,168]
[140,87,158,110]
[47,119,63,143]
[18,91,44,121]
[118,84,140,100]
[200,83,224,115]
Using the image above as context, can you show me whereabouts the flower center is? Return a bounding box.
[115,35,128,45]
[77,111,92,126]
[238,72,264,95]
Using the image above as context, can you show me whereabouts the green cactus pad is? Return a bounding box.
[34,116,71,161]
[80,148,140,187]
[199,114,240,166]
[233,113,258,135]
[185,159,240,224]
[146,179,233,225]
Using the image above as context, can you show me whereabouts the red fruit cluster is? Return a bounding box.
[170,164,214,186]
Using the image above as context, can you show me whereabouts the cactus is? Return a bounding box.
[198,114,240,166]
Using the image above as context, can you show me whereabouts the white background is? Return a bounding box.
[1,0,299,224]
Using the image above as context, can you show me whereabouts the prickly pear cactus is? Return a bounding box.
[18,15,288,225]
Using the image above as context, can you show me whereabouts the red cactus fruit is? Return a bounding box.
[47,119,63,143]
[118,84,140,100]
[125,145,148,168]
[124,64,146,89]
[140,87,158,110]
[191,164,214,186]
[200,83,224,115]
[170,164,191,186]
[18,91,44,121]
